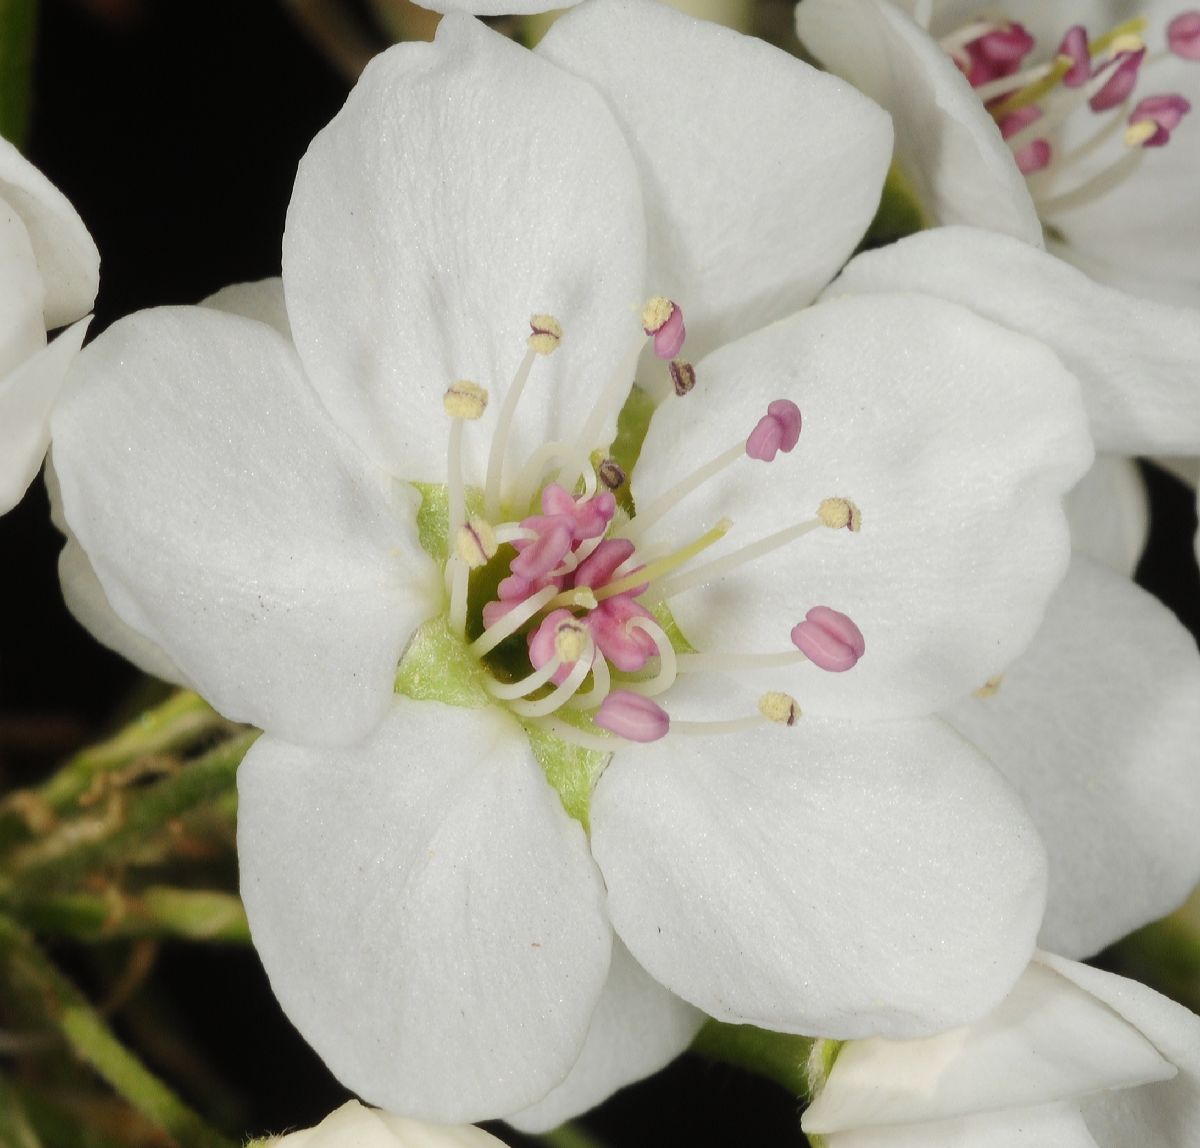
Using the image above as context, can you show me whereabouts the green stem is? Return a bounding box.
[0,0,36,148]
[0,1070,44,1148]
[0,690,230,852]
[535,1124,609,1148]
[0,914,236,1148]
[3,886,250,943]
[690,1019,816,1099]
[4,730,257,890]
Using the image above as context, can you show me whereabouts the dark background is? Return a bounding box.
[1,0,1197,1143]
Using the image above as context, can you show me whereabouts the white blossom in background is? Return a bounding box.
[803,954,1200,1147]
[271,1101,504,1148]
[52,0,1094,1127]
[0,136,98,514]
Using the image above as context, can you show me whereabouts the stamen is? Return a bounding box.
[671,692,801,736]
[745,399,803,462]
[677,649,805,672]
[454,518,498,568]
[443,379,489,421]
[1089,47,1145,112]
[1036,146,1145,216]
[598,458,627,491]
[469,585,558,657]
[817,497,862,532]
[669,359,696,396]
[594,690,670,742]
[528,313,563,356]
[654,517,823,602]
[568,648,611,710]
[1127,94,1192,146]
[1089,18,1148,57]
[790,607,866,672]
[486,655,563,700]
[758,691,801,725]
[939,20,999,57]
[1169,12,1200,59]
[509,646,595,717]
[532,717,617,752]
[625,443,744,539]
[975,58,1061,103]
[444,380,488,546]
[620,617,678,697]
[1058,25,1091,87]
[641,297,687,360]
[988,55,1073,118]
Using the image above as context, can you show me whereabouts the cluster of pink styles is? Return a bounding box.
[439,298,865,750]
[941,9,1198,202]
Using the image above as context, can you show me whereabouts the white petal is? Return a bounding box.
[0,137,99,327]
[538,0,893,358]
[201,277,290,338]
[591,711,1046,1039]
[283,15,645,490]
[238,700,612,1122]
[804,962,1171,1133]
[280,1099,509,1148]
[943,557,1200,958]
[1039,955,1200,1148]
[51,305,439,746]
[633,291,1091,719]
[796,0,1042,245]
[832,227,1200,455]
[0,195,44,375]
[823,1103,1100,1148]
[1065,456,1148,578]
[507,938,703,1132]
[0,318,87,515]
[415,0,580,12]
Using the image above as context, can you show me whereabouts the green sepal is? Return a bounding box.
[690,1018,818,1099]
[857,161,930,253]
[525,721,611,834]
[394,614,492,709]
[0,0,36,149]
[412,480,485,565]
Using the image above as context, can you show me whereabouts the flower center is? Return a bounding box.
[437,303,866,750]
[933,9,1199,218]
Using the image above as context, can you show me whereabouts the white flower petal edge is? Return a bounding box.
[409,0,580,15]
[538,0,893,361]
[1,318,88,515]
[590,708,1048,1039]
[795,0,1042,245]
[50,306,440,747]
[283,14,645,493]
[831,227,1200,455]
[507,938,704,1133]
[634,291,1092,720]
[0,136,99,328]
[1065,456,1149,578]
[202,276,290,338]
[943,556,1200,958]
[238,698,611,1124]
[278,1100,507,1148]
[803,954,1200,1148]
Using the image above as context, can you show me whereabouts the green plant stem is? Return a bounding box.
[4,730,257,890]
[0,0,36,147]
[0,1070,44,1148]
[0,914,236,1148]
[535,1124,609,1148]
[3,886,250,943]
[690,1019,816,1099]
[0,691,230,852]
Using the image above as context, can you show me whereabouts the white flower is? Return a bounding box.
[0,135,98,514]
[272,1100,504,1147]
[802,952,1200,1148]
[52,0,1092,1125]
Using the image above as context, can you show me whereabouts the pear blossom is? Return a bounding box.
[52,0,1093,1125]
[270,1101,504,1148]
[802,953,1200,1147]
[0,136,98,514]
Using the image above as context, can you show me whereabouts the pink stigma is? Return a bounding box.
[962,21,1034,87]
[745,399,803,462]
[594,690,670,742]
[1090,48,1145,111]
[1168,12,1200,60]
[791,607,866,673]
[529,609,589,685]
[645,302,686,359]
[1057,25,1091,87]
[1130,93,1192,145]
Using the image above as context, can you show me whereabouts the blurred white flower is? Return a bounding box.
[273,1101,504,1148]
[0,136,98,514]
[803,953,1200,1148]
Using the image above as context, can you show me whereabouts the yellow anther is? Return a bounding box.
[818,497,862,533]
[528,314,563,356]
[1107,32,1145,55]
[444,380,489,420]
[1124,120,1158,147]
[1089,17,1146,56]
[641,296,675,334]
[571,588,599,610]
[973,675,1004,699]
[758,692,800,726]
[554,620,590,663]
[454,518,498,569]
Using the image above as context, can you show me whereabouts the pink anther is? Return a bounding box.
[963,22,1034,87]
[1089,48,1145,111]
[528,609,589,685]
[1129,93,1192,145]
[1057,25,1091,87]
[645,301,686,360]
[791,607,866,673]
[510,517,574,580]
[574,538,637,590]
[745,399,803,462]
[1000,106,1052,173]
[589,597,657,671]
[594,690,670,742]
[1168,12,1200,60]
